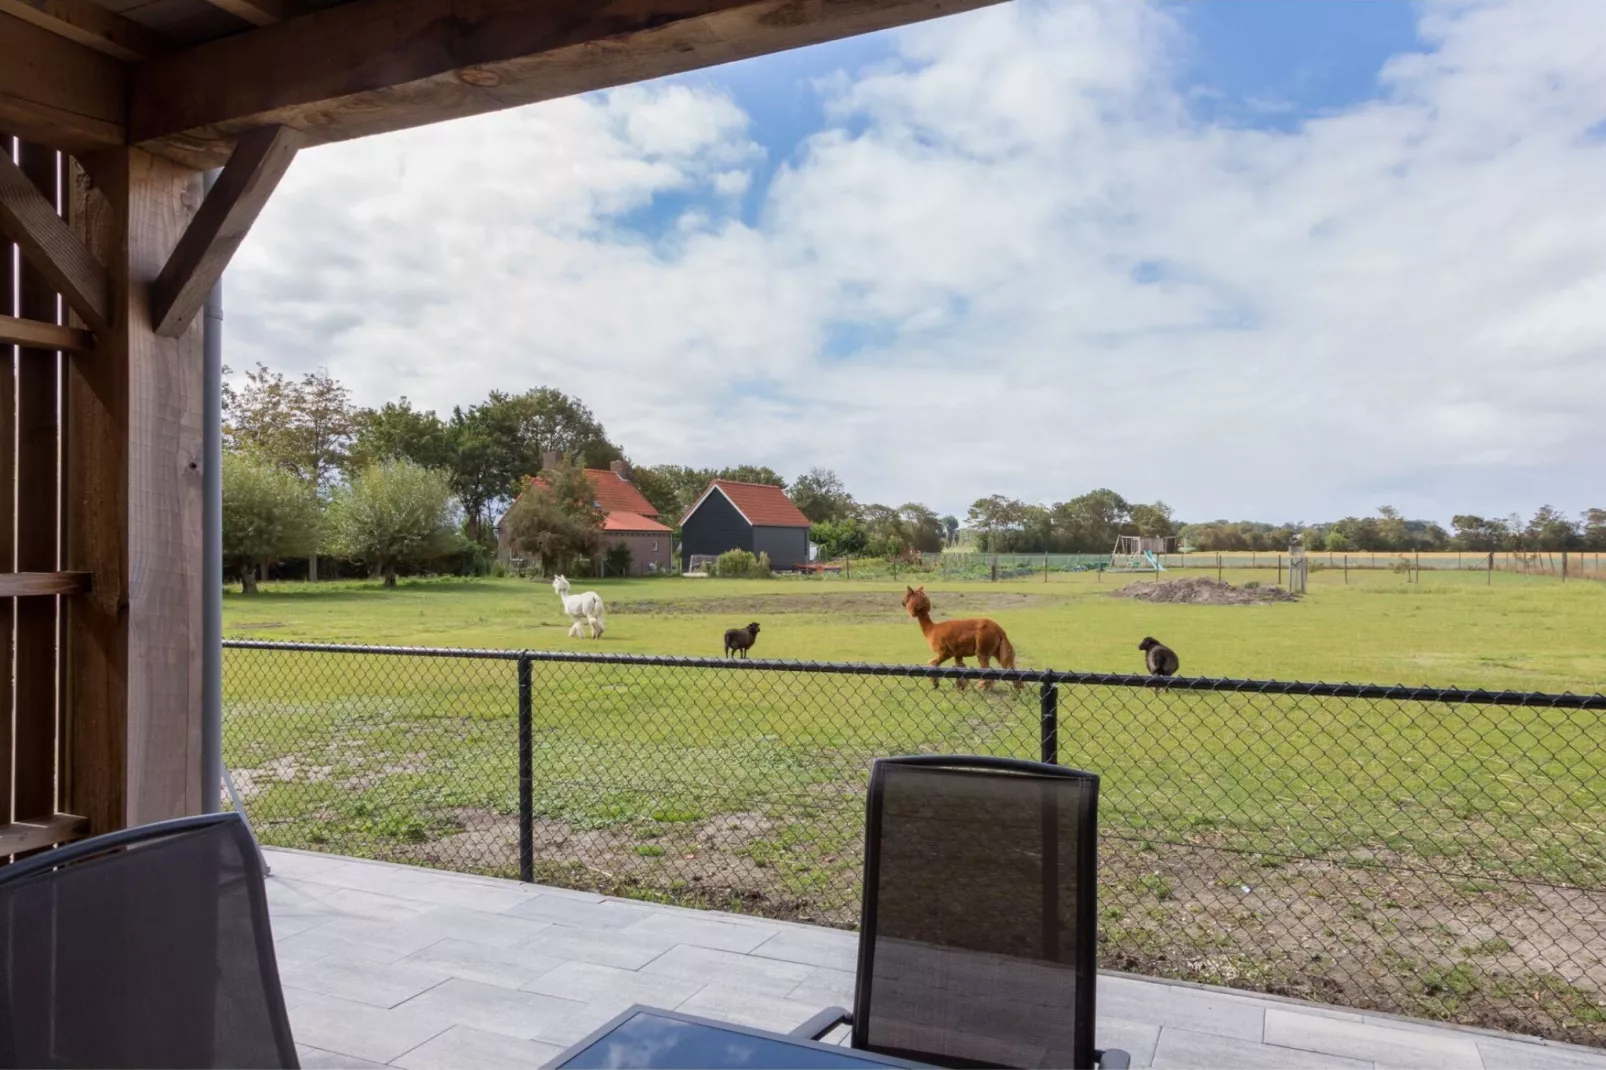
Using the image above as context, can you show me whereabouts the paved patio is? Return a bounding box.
[263,848,1606,1070]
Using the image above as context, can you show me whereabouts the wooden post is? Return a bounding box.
[1044,554,1048,583]
[1217,553,1222,583]
[1562,550,1567,583]
[1487,551,1493,586]
[65,148,207,832]
[1344,554,1348,584]
[1277,555,1282,587]
[0,137,14,828]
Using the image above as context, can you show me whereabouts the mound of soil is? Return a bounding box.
[1112,577,1296,605]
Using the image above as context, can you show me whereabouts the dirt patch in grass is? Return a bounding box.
[1098,838,1606,1045]
[612,591,1056,619]
[1111,577,1297,605]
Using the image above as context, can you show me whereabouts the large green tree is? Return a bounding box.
[324,460,462,587]
[221,451,321,594]
[501,459,605,575]
[448,388,620,539]
[791,467,855,524]
[352,398,453,472]
[224,363,358,492]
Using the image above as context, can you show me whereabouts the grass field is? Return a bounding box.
[222,569,1606,1041]
[225,566,1606,692]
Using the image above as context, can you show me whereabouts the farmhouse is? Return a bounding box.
[679,480,812,573]
[496,456,671,575]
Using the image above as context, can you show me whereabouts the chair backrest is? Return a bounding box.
[0,812,297,1069]
[854,756,1099,1069]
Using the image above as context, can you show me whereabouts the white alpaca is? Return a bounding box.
[552,575,606,639]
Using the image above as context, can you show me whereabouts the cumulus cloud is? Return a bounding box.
[227,0,1606,522]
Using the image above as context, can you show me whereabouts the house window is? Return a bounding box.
[652,540,659,552]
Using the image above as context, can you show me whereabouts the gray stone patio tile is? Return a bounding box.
[1265,1007,1484,1068]
[533,998,649,1048]
[397,978,585,1042]
[515,923,676,969]
[619,911,779,953]
[264,849,351,881]
[504,894,660,930]
[1471,1034,1606,1066]
[1097,1016,1161,1068]
[295,1044,390,1069]
[1099,976,1266,1041]
[390,1025,564,1070]
[277,917,445,965]
[1154,1026,1372,1069]
[300,884,439,924]
[1473,1037,1606,1070]
[787,965,856,1007]
[400,938,567,989]
[641,944,815,995]
[520,959,705,1006]
[282,955,450,1009]
[403,905,554,949]
[677,985,826,1032]
[752,927,859,970]
[270,910,335,940]
[312,862,541,914]
[287,991,454,1064]
[273,936,337,970]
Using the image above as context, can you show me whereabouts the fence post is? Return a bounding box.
[517,653,534,884]
[1277,555,1282,586]
[1217,553,1222,583]
[1488,551,1493,586]
[1039,676,1058,765]
[1344,554,1348,584]
[1562,550,1567,583]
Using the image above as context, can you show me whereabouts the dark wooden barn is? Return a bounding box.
[680,480,812,572]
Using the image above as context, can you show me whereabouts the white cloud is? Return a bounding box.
[227,0,1606,523]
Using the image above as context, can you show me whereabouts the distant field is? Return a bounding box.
[221,570,1606,1040]
[224,567,1606,692]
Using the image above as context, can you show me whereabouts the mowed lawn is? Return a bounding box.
[224,567,1606,692]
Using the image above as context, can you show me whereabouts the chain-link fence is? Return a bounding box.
[222,640,1606,1045]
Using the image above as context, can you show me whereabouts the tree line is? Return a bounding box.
[220,362,1605,590]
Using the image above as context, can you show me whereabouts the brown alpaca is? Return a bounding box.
[901,586,1021,691]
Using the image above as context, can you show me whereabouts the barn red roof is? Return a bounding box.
[603,512,672,533]
[685,480,812,528]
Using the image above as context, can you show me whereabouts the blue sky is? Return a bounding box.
[232,0,1606,525]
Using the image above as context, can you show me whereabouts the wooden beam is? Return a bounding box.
[0,146,110,332]
[0,813,90,856]
[0,0,169,61]
[152,125,300,339]
[131,0,1005,168]
[197,0,312,28]
[1,155,14,828]
[0,313,94,353]
[0,10,126,154]
[66,148,206,834]
[0,572,90,597]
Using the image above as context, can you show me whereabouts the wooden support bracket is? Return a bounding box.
[0,813,90,857]
[0,571,92,597]
[0,313,95,353]
[151,125,301,339]
[0,148,109,332]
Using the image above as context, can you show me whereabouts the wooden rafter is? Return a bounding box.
[0,572,91,597]
[197,0,312,28]
[131,0,1007,168]
[0,147,109,332]
[0,10,126,153]
[152,125,301,338]
[0,314,94,353]
[0,813,90,856]
[0,0,169,61]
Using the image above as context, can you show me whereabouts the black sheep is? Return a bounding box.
[724,622,761,659]
[1138,636,1179,676]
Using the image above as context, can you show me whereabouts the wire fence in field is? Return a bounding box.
[834,550,1606,582]
[222,641,1606,1045]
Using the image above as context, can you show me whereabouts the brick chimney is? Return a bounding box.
[610,459,630,480]
[542,451,559,470]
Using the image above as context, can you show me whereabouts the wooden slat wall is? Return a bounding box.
[14,137,61,823]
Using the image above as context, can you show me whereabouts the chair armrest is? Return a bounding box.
[1095,1048,1131,1069]
[791,1007,852,1040]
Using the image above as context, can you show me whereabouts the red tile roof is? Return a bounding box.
[685,480,812,528]
[582,469,659,517]
[603,511,671,533]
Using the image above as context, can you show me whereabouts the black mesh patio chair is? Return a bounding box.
[794,755,1127,1069]
[0,812,298,1069]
